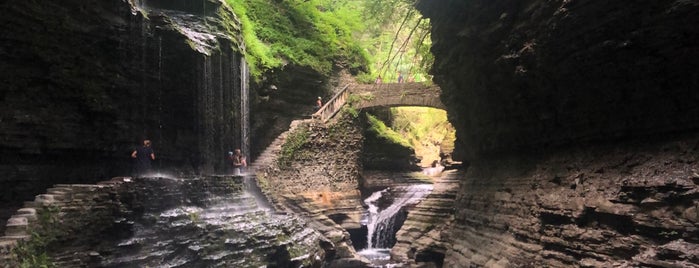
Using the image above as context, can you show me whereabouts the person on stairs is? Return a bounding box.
[314,96,323,110]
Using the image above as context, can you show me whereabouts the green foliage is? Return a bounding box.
[224,0,281,78]
[342,106,359,119]
[365,113,412,148]
[389,107,455,165]
[225,0,371,78]
[12,206,60,268]
[278,127,310,167]
[346,93,374,107]
[356,0,433,83]
[222,0,432,82]
[355,72,376,83]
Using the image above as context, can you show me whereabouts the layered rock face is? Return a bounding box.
[253,115,372,267]
[445,138,698,267]
[0,0,245,231]
[419,0,699,157]
[1,176,326,267]
[417,0,699,266]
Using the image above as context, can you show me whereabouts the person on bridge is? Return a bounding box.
[314,96,322,110]
[375,75,382,84]
[131,139,155,177]
[397,72,404,83]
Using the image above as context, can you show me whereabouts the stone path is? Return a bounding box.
[249,119,313,175]
[0,182,121,266]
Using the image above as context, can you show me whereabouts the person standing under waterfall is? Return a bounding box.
[131,139,155,176]
[229,148,247,175]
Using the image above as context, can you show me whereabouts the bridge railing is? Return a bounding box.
[312,84,351,122]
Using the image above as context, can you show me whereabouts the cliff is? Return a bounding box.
[0,0,245,231]
[416,0,699,266]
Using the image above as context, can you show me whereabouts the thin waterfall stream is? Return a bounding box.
[358,182,433,265]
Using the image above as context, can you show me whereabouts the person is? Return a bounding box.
[397,72,404,83]
[314,96,322,110]
[131,139,155,176]
[375,75,382,84]
[229,148,247,175]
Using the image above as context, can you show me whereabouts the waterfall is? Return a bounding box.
[242,176,272,211]
[363,184,433,250]
[98,176,322,267]
[126,1,248,175]
[240,60,250,157]
[156,35,163,172]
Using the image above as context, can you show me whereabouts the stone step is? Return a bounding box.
[15,208,37,222]
[1,235,30,241]
[4,216,29,237]
[34,194,58,205]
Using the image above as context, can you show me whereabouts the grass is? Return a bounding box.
[365,113,413,148]
[278,126,310,168]
[12,206,61,268]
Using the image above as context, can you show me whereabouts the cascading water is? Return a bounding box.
[359,184,433,264]
[139,3,245,174]
[97,176,321,267]
[240,61,250,158]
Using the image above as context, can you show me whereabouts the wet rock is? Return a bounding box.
[1,176,327,267]
[0,0,247,232]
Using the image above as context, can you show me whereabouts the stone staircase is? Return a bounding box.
[250,119,313,175]
[0,182,123,267]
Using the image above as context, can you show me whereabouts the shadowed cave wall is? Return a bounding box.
[413,0,699,266]
[0,0,246,231]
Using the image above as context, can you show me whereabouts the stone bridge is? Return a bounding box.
[349,82,444,109]
[312,82,443,122]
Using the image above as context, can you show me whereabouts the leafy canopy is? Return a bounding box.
[225,0,370,78]
[225,0,432,82]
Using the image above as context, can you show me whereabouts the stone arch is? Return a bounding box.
[349,83,444,109]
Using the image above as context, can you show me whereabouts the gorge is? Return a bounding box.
[2,0,699,267]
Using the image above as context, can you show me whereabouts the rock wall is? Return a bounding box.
[390,170,460,267]
[1,176,327,267]
[0,0,246,232]
[444,136,699,267]
[419,0,699,158]
[250,67,350,161]
[417,0,699,266]
[254,115,372,267]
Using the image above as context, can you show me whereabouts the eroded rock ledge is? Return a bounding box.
[1,176,326,267]
[445,135,699,267]
[253,115,371,267]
